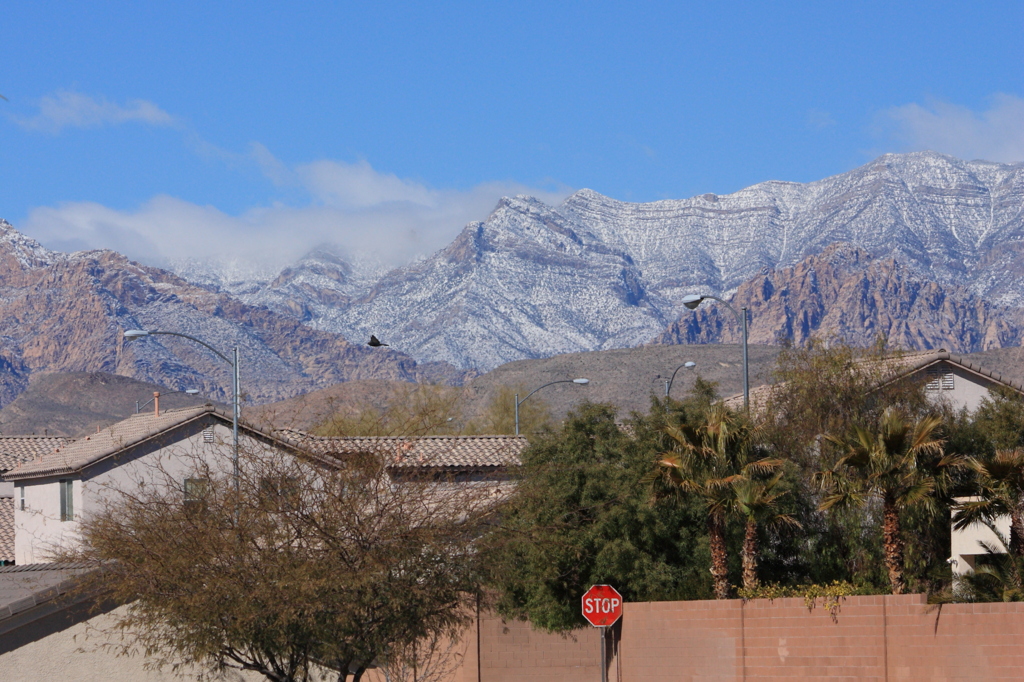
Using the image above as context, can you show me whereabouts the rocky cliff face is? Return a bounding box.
[225,151,1024,370]
[0,220,467,409]
[651,244,1024,352]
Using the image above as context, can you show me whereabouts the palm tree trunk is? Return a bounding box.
[882,498,905,595]
[1010,505,1024,558]
[709,514,730,599]
[742,517,759,590]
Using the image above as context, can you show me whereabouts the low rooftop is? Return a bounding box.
[278,431,528,471]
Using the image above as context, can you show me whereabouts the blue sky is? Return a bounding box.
[3,1,1024,270]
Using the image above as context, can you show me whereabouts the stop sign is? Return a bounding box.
[581,584,623,627]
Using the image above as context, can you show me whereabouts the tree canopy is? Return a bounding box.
[68,442,498,682]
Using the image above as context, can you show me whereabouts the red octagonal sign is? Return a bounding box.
[582,584,623,627]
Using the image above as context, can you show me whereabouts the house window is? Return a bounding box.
[926,367,955,391]
[19,485,24,511]
[203,427,215,444]
[59,479,74,521]
[184,478,209,511]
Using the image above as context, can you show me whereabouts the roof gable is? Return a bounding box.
[723,350,1024,412]
[3,405,240,480]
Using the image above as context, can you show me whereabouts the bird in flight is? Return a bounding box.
[368,335,389,347]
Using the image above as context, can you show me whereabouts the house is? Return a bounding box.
[0,405,526,676]
[1,404,526,565]
[723,349,1024,577]
[1,404,301,565]
[0,437,70,564]
[723,349,1024,414]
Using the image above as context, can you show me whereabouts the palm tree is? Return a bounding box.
[817,407,948,594]
[731,471,801,590]
[939,525,1024,603]
[656,404,783,598]
[953,448,1024,559]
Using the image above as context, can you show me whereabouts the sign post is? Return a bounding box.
[582,585,623,682]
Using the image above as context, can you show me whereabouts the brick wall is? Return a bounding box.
[450,594,1024,681]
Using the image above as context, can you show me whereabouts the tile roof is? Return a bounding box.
[4,405,228,481]
[0,562,95,622]
[0,436,71,473]
[0,498,11,564]
[722,350,1024,412]
[279,431,528,471]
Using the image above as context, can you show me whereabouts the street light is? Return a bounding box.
[681,293,749,412]
[665,361,696,397]
[136,388,200,414]
[514,378,589,436]
[124,329,240,489]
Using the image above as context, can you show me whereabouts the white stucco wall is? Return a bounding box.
[950,497,1012,576]
[0,604,260,682]
[14,476,83,564]
[14,422,248,564]
[928,364,996,413]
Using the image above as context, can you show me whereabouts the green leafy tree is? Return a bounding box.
[818,407,951,594]
[973,386,1024,450]
[486,403,710,632]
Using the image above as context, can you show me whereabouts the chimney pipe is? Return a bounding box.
[153,392,160,417]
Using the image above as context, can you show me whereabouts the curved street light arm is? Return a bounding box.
[517,379,576,407]
[694,295,742,326]
[515,379,589,436]
[125,328,241,491]
[142,331,233,365]
[665,362,695,397]
[685,294,750,413]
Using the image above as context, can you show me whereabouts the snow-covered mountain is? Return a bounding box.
[0,220,466,409]
[218,152,1024,370]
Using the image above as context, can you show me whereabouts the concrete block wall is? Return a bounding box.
[451,594,1024,682]
[453,609,604,682]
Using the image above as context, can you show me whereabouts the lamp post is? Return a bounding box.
[681,294,749,412]
[665,361,696,397]
[515,378,589,436]
[136,388,200,414]
[124,329,240,489]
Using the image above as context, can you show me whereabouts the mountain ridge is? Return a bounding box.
[225,152,1024,370]
[0,219,470,410]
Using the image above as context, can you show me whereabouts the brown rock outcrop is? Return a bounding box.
[652,243,1024,353]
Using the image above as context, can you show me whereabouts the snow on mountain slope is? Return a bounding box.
[0,219,466,409]
[203,152,1024,370]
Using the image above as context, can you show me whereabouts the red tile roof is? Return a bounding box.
[278,431,527,470]
[0,436,71,473]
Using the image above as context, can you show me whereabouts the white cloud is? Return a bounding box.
[22,153,573,279]
[14,90,177,133]
[883,94,1024,163]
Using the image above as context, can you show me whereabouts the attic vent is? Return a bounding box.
[926,366,954,391]
[203,427,215,443]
